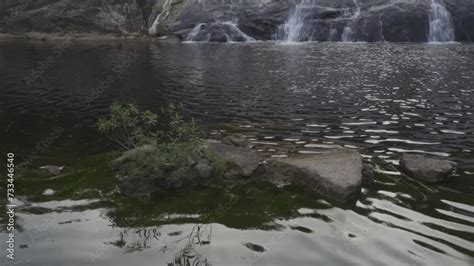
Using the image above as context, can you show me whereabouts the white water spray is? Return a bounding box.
[285,3,305,42]
[186,22,255,42]
[341,0,360,42]
[428,0,455,42]
[283,1,314,42]
[186,23,206,41]
[148,0,172,35]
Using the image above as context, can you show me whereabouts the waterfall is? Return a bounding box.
[284,2,305,42]
[428,0,455,42]
[283,1,313,42]
[186,23,206,41]
[341,0,360,42]
[186,22,255,42]
[221,22,256,42]
[148,0,173,35]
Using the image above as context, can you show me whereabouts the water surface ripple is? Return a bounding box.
[0,40,473,265]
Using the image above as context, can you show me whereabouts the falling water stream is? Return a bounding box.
[283,1,312,42]
[186,21,256,42]
[341,0,361,42]
[148,0,173,35]
[280,0,456,43]
[428,0,455,42]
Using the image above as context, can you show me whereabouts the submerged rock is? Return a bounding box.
[265,149,363,203]
[399,154,454,183]
[42,188,55,196]
[222,134,250,148]
[39,165,64,175]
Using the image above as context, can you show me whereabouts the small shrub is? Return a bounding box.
[97,102,201,150]
[157,103,201,144]
[99,103,229,188]
[97,103,158,150]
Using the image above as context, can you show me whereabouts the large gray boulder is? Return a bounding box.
[399,154,454,183]
[265,149,363,203]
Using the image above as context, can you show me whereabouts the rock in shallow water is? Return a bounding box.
[222,134,250,148]
[194,159,213,179]
[110,140,365,202]
[42,189,55,196]
[265,149,363,203]
[399,154,454,183]
[39,165,64,175]
[205,139,260,177]
[111,140,261,196]
[111,145,161,196]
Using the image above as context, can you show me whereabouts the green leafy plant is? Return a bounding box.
[97,103,158,150]
[97,102,201,150]
[98,103,234,188]
[157,103,201,144]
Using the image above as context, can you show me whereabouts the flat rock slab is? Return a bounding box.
[400,154,454,183]
[266,149,363,203]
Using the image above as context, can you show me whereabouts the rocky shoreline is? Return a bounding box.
[2,0,474,42]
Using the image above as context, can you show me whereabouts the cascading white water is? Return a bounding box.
[284,2,306,42]
[222,22,256,42]
[283,0,314,42]
[341,0,360,42]
[186,22,256,42]
[148,0,172,35]
[186,23,206,41]
[428,0,455,42]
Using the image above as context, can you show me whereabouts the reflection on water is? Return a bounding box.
[111,224,211,265]
[0,39,473,265]
[170,224,212,266]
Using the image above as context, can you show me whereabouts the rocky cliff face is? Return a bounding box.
[1,0,146,34]
[1,0,473,42]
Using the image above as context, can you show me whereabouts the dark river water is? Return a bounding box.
[0,39,473,265]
